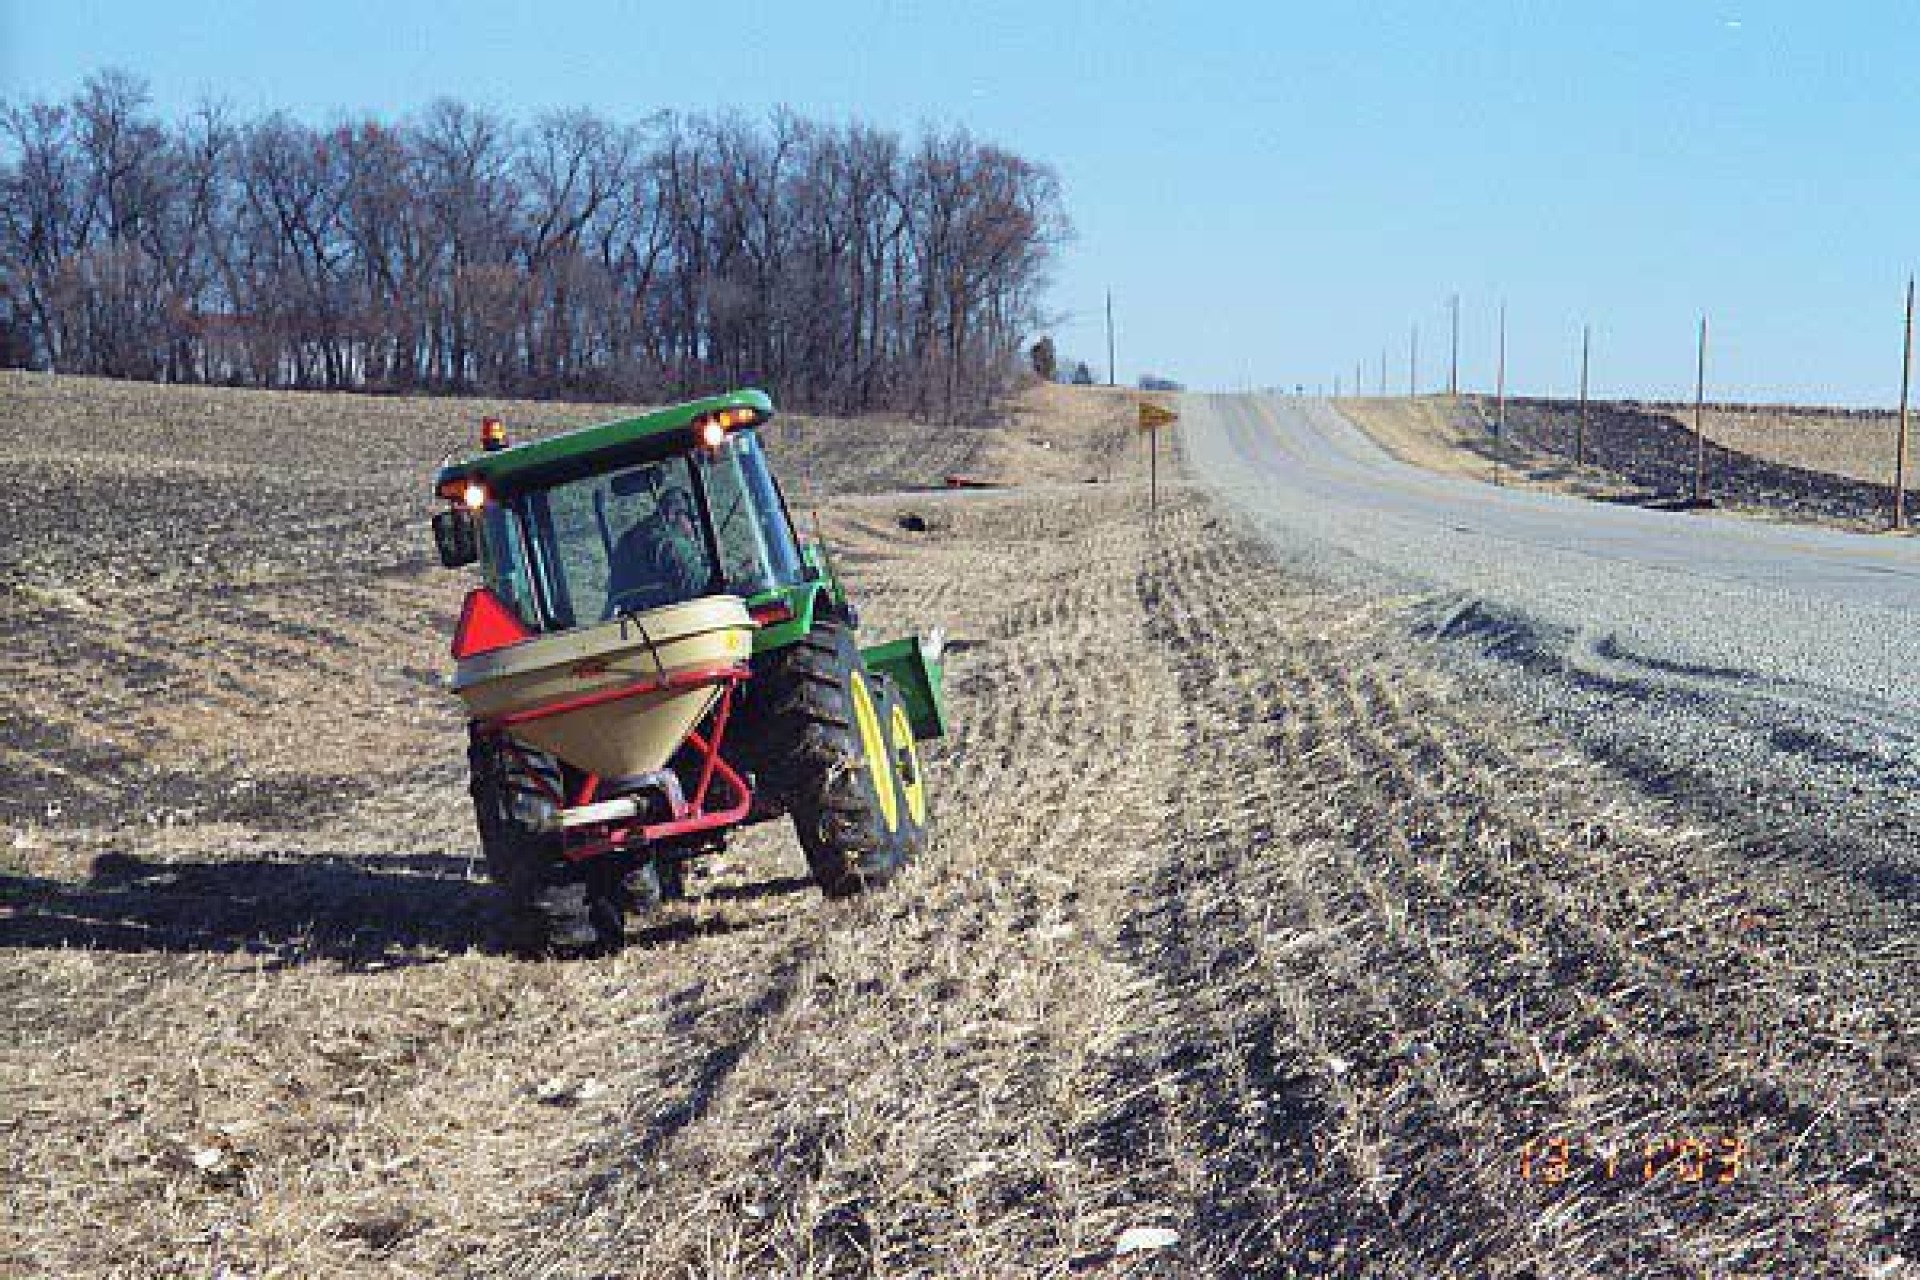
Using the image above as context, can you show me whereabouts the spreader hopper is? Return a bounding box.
[452,595,755,780]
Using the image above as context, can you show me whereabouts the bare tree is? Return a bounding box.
[0,71,1069,419]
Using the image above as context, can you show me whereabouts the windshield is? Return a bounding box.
[503,456,720,629]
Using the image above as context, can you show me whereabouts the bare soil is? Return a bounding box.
[1331,396,1644,499]
[1666,403,1907,490]
[1340,394,1916,530]
[1,376,1910,1277]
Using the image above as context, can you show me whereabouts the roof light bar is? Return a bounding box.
[692,405,764,449]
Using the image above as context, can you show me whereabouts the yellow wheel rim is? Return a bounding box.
[890,703,927,827]
[849,670,899,833]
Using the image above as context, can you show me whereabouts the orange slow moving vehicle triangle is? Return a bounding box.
[452,587,534,659]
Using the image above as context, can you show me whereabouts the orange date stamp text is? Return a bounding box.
[1519,1133,1750,1187]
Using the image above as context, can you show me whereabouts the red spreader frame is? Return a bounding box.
[475,663,755,862]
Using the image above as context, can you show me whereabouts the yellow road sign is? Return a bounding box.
[1138,401,1179,430]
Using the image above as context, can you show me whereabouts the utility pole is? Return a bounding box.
[1896,277,1912,530]
[1380,348,1388,395]
[1495,300,1508,437]
[1576,325,1590,466]
[1105,290,1116,387]
[1356,361,1364,398]
[1335,374,1343,397]
[1409,324,1419,396]
[1448,293,1460,396]
[1693,315,1711,503]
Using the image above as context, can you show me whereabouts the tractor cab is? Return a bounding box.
[433,391,818,649]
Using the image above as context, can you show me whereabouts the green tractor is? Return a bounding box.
[429,390,944,954]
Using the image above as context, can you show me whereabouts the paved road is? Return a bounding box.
[1180,394,1920,735]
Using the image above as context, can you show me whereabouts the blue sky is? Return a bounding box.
[5,0,1917,403]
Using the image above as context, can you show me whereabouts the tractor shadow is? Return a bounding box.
[0,850,500,969]
[0,851,808,969]
[698,873,816,905]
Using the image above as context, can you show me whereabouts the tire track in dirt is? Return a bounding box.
[1341,666,1914,1182]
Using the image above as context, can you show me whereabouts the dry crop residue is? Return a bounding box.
[0,377,1909,1278]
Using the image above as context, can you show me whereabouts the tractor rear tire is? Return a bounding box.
[468,735,623,956]
[754,619,912,898]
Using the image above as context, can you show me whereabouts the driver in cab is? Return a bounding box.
[606,483,708,615]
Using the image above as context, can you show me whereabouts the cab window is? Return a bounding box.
[701,432,804,596]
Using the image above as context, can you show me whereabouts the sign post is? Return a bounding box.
[1138,400,1180,518]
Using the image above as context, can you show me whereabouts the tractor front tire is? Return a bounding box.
[874,675,931,864]
[754,620,913,898]
[468,736,623,956]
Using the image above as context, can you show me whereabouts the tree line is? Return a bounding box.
[0,71,1068,420]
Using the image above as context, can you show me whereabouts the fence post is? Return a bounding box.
[1495,301,1507,437]
[1577,324,1590,466]
[1896,277,1913,531]
[1693,316,1710,503]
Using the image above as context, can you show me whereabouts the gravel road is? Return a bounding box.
[1184,393,1919,720]
[1182,392,1918,884]
[1184,395,1919,710]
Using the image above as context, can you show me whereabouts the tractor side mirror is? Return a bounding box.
[433,507,479,568]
